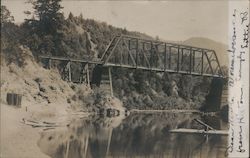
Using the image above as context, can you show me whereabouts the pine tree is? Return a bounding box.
[30,0,64,35]
[68,12,74,21]
[23,0,65,56]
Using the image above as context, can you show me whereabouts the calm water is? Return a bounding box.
[38,113,228,158]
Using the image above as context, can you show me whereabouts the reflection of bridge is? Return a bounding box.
[40,35,225,98]
[38,114,227,158]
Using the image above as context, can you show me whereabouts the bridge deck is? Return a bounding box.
[103,63,224,78]
[39,55,225,78]
[39,55,102,64]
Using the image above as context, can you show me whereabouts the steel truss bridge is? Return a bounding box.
[101,35,224,78]
[40,35,226,96]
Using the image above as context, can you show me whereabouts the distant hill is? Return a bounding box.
[182,37,228,67]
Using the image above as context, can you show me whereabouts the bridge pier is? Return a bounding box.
[67,61,71,82]
[108,67,114,97]
[47,58,51,69]
[79,63,91,86]
[91,66,114,97]
[201,78,225,112]
[86,63,90,87]
[61,60,71,82]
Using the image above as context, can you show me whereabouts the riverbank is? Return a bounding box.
[0,100,124,158]
[0,46,125,157]
[0,48,79,157]
[1,103,50,158]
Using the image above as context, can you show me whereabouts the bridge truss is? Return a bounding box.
[101,35,224,78]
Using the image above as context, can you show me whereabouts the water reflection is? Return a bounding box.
[38,113,228,158]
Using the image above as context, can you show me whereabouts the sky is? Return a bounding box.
[2,0,229,44]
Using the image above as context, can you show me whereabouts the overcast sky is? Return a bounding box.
[2,0,228,44]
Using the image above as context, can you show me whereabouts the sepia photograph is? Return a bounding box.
[0,0,249,158]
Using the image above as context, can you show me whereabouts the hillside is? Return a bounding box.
[182,37,228,67]
[1,11,217,111]
[19,14,153,60]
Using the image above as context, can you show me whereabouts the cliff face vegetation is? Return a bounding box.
[1,2,216,110]
[112,68,211,110]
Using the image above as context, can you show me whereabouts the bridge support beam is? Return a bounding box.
[45,58,51,69]
[86,63,90,87]
[108,67,114,97]
[67,61,71,82]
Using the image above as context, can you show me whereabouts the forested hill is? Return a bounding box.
[25,13,153,60]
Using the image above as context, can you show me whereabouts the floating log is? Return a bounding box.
[130,109,200,113]
[194,118,214,130]
[22,119,59,128]
[169,128,228,135]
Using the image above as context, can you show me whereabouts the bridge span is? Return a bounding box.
[101,35,224,78]
[39,35,226,99]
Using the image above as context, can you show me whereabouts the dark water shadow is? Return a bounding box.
[37,113,228,158]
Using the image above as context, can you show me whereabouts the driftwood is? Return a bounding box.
[169,118,228,135]
[130,109,200,113]
[43,121,56,125]
[22,118,59,128]
[169,128,228,135]
[43,127,55,131]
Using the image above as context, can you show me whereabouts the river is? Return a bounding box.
[37,112,228,158]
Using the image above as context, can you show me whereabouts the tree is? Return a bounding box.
[68,12,74,21]
[1,5,14,26]
[28,0,64,35]
[79,13,83,20]
[22,0,65,56]
[1,5,18,45]
[1,6,27,66]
